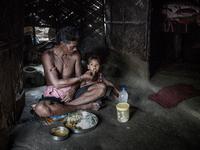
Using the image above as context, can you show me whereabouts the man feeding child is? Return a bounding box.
[35,26,106,117]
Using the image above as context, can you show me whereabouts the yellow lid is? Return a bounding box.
[116,103,129,111]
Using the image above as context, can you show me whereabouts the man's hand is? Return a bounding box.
[92,71,98,81]
[61,89,75,103]
[81,71,94,81]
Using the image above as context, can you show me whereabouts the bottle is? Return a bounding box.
[119,87,128,103]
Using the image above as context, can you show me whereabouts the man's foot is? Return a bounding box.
[79,102,100,111]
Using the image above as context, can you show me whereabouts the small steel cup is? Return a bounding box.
[50,126,69,141]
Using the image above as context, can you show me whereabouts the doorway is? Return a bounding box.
[149,0,200,78]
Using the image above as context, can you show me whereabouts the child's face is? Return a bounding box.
[87,59,100,74]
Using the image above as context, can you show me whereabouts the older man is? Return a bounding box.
[35,26,106,117]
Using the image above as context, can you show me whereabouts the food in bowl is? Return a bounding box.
[76,117,95,129]
[63,111,98,133]
[64,113,96,130]
[64,113,83,129]
[51,129,68,136]
[50,126,69,141]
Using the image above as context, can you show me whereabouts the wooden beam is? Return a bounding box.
[105,21,145,25]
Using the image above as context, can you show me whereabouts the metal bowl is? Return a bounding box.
[50,126,69,141]
[63,111,98,133]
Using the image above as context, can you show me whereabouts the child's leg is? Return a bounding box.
[104,86,119,101]
[110,89,119,101]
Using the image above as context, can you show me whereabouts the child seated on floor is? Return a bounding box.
[80,55,120,102]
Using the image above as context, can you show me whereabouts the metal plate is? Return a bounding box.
[63,111,98,133]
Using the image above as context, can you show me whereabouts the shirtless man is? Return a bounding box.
[35,26,106,117]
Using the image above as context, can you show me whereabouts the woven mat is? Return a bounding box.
[31,104,66,124]
[40,111,77,125]
[149,84,200,108]
[41,117,64,125]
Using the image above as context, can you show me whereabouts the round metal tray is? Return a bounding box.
[63,111,98,133]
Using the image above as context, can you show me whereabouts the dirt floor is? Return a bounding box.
[9,62,200,150]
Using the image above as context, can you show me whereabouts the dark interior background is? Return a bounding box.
[150,0,200,77]
[1,0,200,149]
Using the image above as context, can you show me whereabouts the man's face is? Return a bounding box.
[65,40,78,55]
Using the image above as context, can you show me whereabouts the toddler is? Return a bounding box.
[80,55,120,102]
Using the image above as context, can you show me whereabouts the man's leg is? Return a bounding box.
[67,83,106,106]
[35,100,100,117]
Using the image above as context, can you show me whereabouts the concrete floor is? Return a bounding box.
[9,62,200,150]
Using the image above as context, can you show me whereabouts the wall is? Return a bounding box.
[108,49,149,87]
[182,28,200,63]
[104,0,149,82]
[0,2,24,149]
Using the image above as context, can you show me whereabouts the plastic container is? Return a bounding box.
[116,103,130,123]
[119,87,128,103]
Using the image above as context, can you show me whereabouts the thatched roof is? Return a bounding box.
[25,0,104,30]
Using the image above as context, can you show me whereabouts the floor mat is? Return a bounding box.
[41,111,79,125]
[149,84,200,108]
[41,117,65,125]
